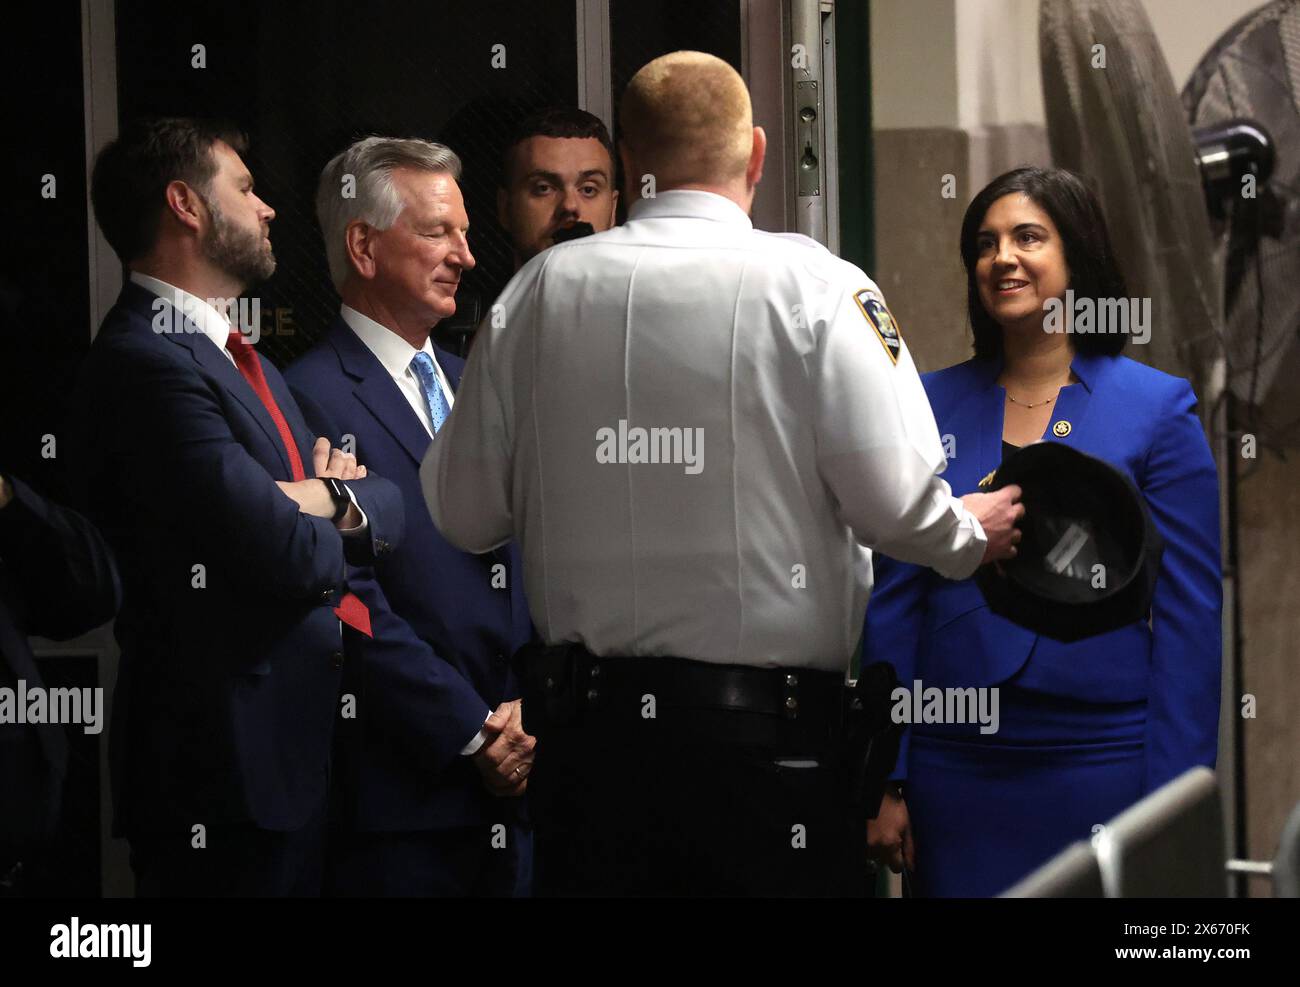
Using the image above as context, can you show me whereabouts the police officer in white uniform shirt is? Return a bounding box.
[421,51,1023,896]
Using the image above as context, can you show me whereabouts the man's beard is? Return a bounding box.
[201,195,276,287]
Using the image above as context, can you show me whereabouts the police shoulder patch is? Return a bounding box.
[853,289,902,365]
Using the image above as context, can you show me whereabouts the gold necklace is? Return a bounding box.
[1005,390,1058,409]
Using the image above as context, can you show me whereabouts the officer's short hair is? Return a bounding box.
[619,51,752,188]
[316,136,463,291]
[960,166,1129,359]
[501,107,614,187]
[91,116,248,264]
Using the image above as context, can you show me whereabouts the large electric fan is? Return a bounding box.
[1184,1,1300,449]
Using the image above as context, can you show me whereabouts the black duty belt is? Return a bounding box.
[584,654,844,721]
[514,642,844,729]
[515,641,904,817]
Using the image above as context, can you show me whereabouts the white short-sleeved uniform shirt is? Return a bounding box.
[421,189,985,672]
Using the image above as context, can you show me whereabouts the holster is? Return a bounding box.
[837,661,903,819]
[514,640,589,737]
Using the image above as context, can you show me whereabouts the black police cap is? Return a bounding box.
[975,441,1164,642]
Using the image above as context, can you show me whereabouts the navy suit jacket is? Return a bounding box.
[863,352,1222,794]
[0,476,120,849]
[285,316,532,833]
[72,282,404,836]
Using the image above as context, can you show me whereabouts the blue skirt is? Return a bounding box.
[906,684,1146,897]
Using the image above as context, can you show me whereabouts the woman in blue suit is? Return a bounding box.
[863,167,1222,896]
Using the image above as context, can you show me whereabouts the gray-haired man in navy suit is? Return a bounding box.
[285,136,534,897]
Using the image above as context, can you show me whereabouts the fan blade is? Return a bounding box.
[1184,0,1300,445]
[1040,0,1224,399]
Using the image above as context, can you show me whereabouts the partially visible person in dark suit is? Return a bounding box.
[863,167,1222,896]
[72,117,404,897]
[497,106,618,270]
[285,136,534,897]
[0,470,119,894]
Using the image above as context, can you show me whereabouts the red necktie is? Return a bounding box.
[226,329,372,638]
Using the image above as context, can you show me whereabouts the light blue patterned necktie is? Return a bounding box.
[410,351,451,434]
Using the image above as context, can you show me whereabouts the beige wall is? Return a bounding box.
[1141,0,1263,87]
[954,0,1044,129]
[870,0,1050,372]
[871,0,959,129]
[870,0,1299,894]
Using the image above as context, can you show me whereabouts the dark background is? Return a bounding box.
[2,2,91,499]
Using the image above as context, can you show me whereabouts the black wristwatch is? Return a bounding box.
[321,477,352,523]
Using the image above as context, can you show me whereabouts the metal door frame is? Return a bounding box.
[79,0,130,898]
[576,0,844,249]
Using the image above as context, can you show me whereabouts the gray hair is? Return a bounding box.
[315,136,463,291]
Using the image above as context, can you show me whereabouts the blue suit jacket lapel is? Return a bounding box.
[1045,351,1106,448]
[967,353,1112,675]
[123,282,295,477]
[330,317,433,467]
[265,364,319,472]
[966,352,1106,472]
[957,360,1003,495]
[942,360,1038,674]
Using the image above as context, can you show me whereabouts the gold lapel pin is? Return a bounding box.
[1052,420,1072,438]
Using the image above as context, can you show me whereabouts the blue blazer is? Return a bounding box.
[72,282,404,836]
[285,317,532,833]
[863,352,1222,794]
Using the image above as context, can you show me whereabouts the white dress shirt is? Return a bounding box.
[421,190,986,674]
[130,271,238,366]
[130,271,367,535]
[340,305,454,438]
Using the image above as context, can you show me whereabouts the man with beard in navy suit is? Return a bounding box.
[77,118,404,896]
